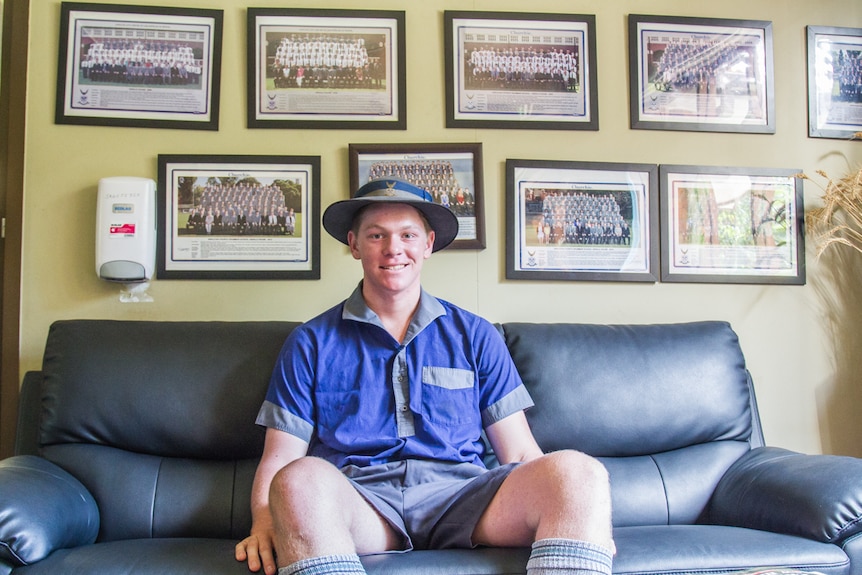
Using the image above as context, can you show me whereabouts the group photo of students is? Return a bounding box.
[463,43,581,93]
[182,181,297,237]
[834,47,862,102]
[648,35,757,97]
[364,160,476,218]
[525,189,632,247]
[79,36,203,86]
[268,33,385,90]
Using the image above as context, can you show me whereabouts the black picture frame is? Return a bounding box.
[628,14,775,134]
[806,25,862,140]
[56,2,223,130]
[348,142,486,250]
[157,154,320,280]
[247,8,406,130]
[505,159,659,282]
[444,10,598,130]
[659,164,805,285]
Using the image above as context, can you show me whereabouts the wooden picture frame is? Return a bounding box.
[628,14,774,134]
[659,164,805,284]
[56,2,223,130]
[157,154,320,280]
[247,8,406,130]
[506,159,659,282]
[349,142,486,249]
[444,10,598,130]
[806,25,862,140]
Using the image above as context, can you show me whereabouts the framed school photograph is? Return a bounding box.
[806,25,862,140]
[628,14,774,134]
[349,142,485,249]
[444,10,598,130]
[157,154,320,280]
[247,8,406,130]
[505,159,659,282]
[659,165,805,285]
[55,2,223,130]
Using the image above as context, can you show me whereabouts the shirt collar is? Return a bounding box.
[342,282,446,344]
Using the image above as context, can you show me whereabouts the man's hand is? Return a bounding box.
[239,428,310,574]
[236,529,277,575]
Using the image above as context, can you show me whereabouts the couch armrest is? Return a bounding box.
[707,446,862,544]
[0,455,100,566]
[14,372,42,456]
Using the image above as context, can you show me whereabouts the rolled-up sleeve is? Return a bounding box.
[256,399,314,442]
[481,384,534,428]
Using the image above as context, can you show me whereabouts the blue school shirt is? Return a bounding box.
[256,285,534,469]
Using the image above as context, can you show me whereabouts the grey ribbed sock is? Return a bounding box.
[527,538,613,575]
[278,553,366,575]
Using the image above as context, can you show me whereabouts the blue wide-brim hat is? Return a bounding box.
[323,178,459,252]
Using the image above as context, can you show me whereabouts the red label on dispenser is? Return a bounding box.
[109,223,136,237]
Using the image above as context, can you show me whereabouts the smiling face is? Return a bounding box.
[347,202,435,301]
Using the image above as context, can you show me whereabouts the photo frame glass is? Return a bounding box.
[157,155,320,280]
[444,11,598,130]
[349,143,485,250]
[56,2,222,130]
[506,160,659,282]
[629,14,774,134]
[659,165,804,284]
[807,25,862,139]
[248,8,405,129]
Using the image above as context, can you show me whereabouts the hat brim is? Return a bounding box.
[323,196,459,252]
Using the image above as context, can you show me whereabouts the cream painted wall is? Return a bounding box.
[20,0,862,455]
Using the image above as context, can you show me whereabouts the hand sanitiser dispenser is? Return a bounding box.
[96,177,156,302]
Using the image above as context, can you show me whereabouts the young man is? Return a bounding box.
[235,178,615,575]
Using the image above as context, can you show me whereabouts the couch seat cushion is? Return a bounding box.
[8,527,850,575]
[613,525,849,575]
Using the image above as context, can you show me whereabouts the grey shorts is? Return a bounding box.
[341,460,520,552]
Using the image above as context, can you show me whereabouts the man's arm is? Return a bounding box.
[484,410,544,465]
[236,427,309,575]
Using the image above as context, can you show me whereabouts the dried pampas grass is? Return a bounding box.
[804,132,862,257]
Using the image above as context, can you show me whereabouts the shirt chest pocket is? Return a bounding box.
[420,366,478,425]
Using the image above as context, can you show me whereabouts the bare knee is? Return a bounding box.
[268,457,354,561]
[542,450,611,493]
[529,451,612,521]
[534,450,614,550]
[270,456,343,512]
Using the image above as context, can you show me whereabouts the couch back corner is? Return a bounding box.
[499,320,759,527]
[30,319,301,542]
[499,320,755,456]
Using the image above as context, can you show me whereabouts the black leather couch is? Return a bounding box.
[2,319,862,575]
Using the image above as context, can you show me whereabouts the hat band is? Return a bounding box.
[357,183,433,203]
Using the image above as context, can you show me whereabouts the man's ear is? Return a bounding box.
[347,230,362,260]
[425,230,435,258]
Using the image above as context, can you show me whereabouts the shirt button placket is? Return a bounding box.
[393,350,415,437]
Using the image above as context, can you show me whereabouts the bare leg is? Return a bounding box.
[269,456,402,567]
[472,450,615,552]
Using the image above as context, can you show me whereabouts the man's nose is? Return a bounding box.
[383,236,404,254]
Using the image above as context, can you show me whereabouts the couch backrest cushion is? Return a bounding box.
[39,320,298,459]
[35,320,298,541]
[500,321,753,458]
